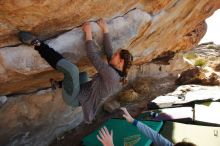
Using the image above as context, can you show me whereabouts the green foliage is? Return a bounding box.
[194,59,207,67]
[185,52,198,60]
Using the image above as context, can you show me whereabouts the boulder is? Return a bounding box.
[1,1,220,146]
[0,89,83,146]
[1,0,220,95]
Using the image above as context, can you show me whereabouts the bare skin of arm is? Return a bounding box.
[82,21,117,79]
[83,22,93,41]
[97,19,113,61]
[97,18,109,33]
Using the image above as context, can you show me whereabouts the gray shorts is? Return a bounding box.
[56,59,88,107]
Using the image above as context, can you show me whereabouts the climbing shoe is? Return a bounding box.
[18,31,40,46]
[50,79,62,91]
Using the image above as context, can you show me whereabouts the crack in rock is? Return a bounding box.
[0,8,152,75]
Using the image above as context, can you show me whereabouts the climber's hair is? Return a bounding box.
[174,142,196,146]
[119,49,133,84]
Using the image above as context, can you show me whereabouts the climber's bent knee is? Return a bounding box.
[79,71,89,85]
[56,59,80,107]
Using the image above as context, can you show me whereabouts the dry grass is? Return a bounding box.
[194,59,207,67]
[184,52,198,60]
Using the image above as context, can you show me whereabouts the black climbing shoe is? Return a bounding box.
[18,31,40,45]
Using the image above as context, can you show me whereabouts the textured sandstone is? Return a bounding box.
[0,74,177,146]
[0,0,170,48]
[0,0,220,95]
[1,1,220,146]
[0,8,152,95]
[0,89,83,146]
[176,43,220,85]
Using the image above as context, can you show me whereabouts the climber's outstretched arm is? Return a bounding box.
[82,22,116,79]
[83,22,93,41]
[121,107,173,146]
[97,19,113,62]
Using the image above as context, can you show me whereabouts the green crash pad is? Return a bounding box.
[83,119,163,146]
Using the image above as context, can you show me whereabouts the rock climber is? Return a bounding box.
[18,19,133,123]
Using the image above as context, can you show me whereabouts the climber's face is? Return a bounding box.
[109,51,124,71]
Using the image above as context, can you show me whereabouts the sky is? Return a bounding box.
[199,9,220,45]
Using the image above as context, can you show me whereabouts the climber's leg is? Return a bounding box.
[34,43,64,69]
[79,71,89,85]
[19,31,80,107]
[56,59,80,107]
[51,71,89,90]
[19,31,64,69]
[35,43,80,107]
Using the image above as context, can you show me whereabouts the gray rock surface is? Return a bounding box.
[0,89,83,146]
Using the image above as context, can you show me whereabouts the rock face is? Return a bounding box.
[176,67,220,85]
[1,1,220,146]
[0,89,83,146]
[150,85,220,109]
[1,0,220,95]
[177,42,220,86]
[0,0,170,48]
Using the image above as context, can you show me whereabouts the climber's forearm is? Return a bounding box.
[103,27,109,33]
[83,22,92,41]
[85,31,92,41]
[103,33,113,61]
